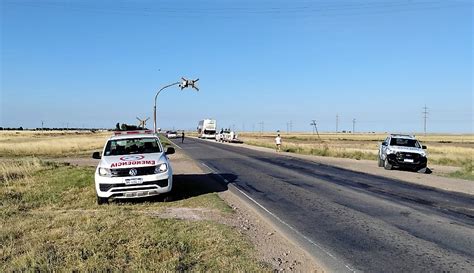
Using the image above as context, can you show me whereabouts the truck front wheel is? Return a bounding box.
[384,158,392,170]
[97,196,108,205]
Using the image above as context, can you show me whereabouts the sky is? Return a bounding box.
[1,0,473,133]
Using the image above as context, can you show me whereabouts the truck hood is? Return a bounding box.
[100,153,166,169]
[389,146,424,154]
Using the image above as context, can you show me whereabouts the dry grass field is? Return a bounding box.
[238,132,473,180]
[0,131,110,157]
[0,131,268,271]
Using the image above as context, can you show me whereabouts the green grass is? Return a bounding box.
[447,159,474,181]
[245,140,377,161]
[1,161,268,271]
[158,134,173,148]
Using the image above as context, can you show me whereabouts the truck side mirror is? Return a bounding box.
[422,145,427,149]
[382,142,387,146]
[92,152,101,159]
[165,147,175,155]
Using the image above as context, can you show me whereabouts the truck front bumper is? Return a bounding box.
[387,154,427,170]
[95,171,173,199]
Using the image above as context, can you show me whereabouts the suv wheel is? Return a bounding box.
[384,158,392,170]
[97,196,108,205]
[417,167,427,173]
[378,156,384,167]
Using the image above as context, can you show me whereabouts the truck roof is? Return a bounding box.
[390,134,416,139]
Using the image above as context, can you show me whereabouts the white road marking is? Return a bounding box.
[200,161,356,272]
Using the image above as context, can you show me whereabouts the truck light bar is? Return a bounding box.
[113,130,153,135]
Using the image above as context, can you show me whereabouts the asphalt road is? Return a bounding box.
[172,137,474,272]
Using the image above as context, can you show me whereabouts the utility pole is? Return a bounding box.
[336,114,339,133]
[286,122,289,134]
[258,121,264,135]
[41,120,44,131]
[310,120,321,139]
[289,120,293,133]
[352,118,356,134]
[422,105,428,136]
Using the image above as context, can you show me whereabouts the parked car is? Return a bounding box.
[379,134,427,171]
[166,131,178,138]
[92,130,175,204]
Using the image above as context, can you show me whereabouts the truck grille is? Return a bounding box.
[396,152,421,162]
[99,179,168,192]
[110,166,156,177]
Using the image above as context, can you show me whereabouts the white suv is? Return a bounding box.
[378,134,428,171]
[92,131,175,204]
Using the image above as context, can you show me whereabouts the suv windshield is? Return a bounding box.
[390,138,420,148]
[104,137,162,156]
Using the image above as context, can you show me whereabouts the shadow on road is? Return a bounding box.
[166,173,237,202]
[113,173,237,204]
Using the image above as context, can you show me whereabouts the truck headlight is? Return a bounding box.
[386,148,395,155]
[420,151,427,157]
[98,167,110,177]
[155,163,168,173]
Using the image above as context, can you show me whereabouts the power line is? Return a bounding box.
[7,1,470,18]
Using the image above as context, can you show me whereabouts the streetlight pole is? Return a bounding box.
[153,77,199,134]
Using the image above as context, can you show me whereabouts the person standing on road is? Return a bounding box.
[181,131,185,143]
[275,133,282,152]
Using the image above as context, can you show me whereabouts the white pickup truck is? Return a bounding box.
[92,130,175,204]
[215,129,243,143]
[378,134,428,172]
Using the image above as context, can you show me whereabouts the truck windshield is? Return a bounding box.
[204,129,216,134]
[104,137,162,156]
[390,138,420,148]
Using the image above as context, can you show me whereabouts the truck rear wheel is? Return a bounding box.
[378,156,384,167]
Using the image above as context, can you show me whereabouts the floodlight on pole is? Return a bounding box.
[179,78,199,91]
[153,77,199,134]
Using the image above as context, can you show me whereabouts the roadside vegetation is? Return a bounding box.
[0,131,268,271]
[447,159,473,181]
[239,133,473,180]
[158,134,173,147]
[0,131,110,157]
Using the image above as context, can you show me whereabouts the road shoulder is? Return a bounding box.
[169,148,324,272]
